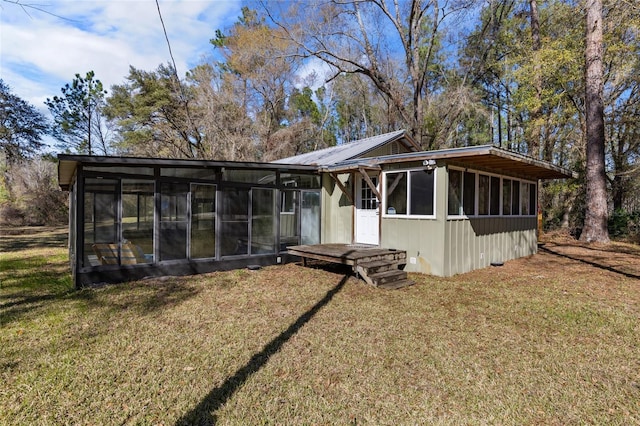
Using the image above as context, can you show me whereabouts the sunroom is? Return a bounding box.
[58,155,322,287]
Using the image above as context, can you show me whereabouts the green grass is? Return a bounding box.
[1,227,639,425]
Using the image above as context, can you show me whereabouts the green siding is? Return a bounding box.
[443,217,537,276]
[362,141,413,158]
[319,164,540,277]
[380,165,447,275]
[381,217,444,275]
[379,165,538,277]
[321,173,353,244]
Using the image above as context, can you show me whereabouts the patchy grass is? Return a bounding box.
[1,227,639,425]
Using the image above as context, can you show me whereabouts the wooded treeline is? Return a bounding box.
[1,0,638,241]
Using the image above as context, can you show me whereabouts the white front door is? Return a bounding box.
[355,175,380,245]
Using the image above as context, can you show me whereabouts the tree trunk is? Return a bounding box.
[528,0,542,158]
[580,0,610,243]
[611,174,624,212]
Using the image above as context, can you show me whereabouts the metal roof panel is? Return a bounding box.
[272,130,415,166]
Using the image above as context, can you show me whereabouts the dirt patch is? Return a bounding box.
[539,232,640,279]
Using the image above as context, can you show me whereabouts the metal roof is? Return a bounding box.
[58,140,574,191]
[57,154,318,190]
[272,129,419,166]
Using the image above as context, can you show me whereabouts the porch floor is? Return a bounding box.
[287,244,414,289]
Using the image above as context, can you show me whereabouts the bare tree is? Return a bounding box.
[262,0,472,149]
[187,64,257,161]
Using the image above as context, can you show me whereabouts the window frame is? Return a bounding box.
[382,167,437,219]
[447,166,537,219]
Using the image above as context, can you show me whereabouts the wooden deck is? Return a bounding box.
[287,244,414,289]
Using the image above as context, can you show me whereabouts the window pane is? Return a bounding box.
[529,183,537,215]
[360,176,378,210]
[478,174,490,215]
[191,184,216,259]
[70,181,77,266]
[281,173,321,189]
[502,179,512,216]
[521,182,530,215]
[385,172,407,215]
[160,183,188,261]
[280,190,299,249]
[86,166,154,176]
[410,170,434,215]
[490,176,500,215]
[162,168,217,180]
[463,172,476,215]
[83,178,118,267]
[301,191,321,245]
[251,188,276,254]
[511,181,520,215]
[122,179,154,264]
[281,189,296,213]
[448,169,462,216]
[224,168,276,184]
[220,187,249,256]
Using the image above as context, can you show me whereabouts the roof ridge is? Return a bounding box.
[307,129,406,153]
[344,129,405,144]
[272,129,408,165]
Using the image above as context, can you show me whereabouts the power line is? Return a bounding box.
[154,0,200,157]
[155,0,180,81]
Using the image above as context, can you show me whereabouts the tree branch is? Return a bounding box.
[1,0,76,21]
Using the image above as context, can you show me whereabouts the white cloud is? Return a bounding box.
[295,57,335,90]
[1,0,243,108]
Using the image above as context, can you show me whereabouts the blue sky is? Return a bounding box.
[1,0,245,114]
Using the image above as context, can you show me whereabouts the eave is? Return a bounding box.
[58,154,319,190]
[322,145,576,181]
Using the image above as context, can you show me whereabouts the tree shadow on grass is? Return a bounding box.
[0,227,68,252]
[0,293,71,327]
[174,273,349,426]
[298,260,355,276]
[71,277,203,317]
[538,244,640,280]
[1,274,201,327]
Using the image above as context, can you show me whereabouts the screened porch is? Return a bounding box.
[59,156,321,287]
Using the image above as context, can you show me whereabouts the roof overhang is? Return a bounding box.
[59,144,575,191]
[321,145,576,180]
[57,154,320,190]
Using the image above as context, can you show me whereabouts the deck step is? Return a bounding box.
[355,255,411,289]
[368,269,408,286]
[288,244,411,290]
[378,278,415,290]
[357,260,399,274]
[357,252,406,264]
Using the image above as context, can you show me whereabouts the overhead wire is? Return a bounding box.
[155,0,200,157]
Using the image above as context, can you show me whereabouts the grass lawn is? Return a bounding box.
[1,227,639,425]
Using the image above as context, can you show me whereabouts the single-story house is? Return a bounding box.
[58,129,573,287]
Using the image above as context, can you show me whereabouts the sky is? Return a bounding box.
[1,0,245,115]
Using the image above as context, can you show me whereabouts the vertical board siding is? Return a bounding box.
[444,217,537,276]
[381,217,445,275]
[321,173,353,244]
[362,141,412,158]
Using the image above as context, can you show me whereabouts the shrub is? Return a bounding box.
[0,157,68,226]
[608,209,640,241]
